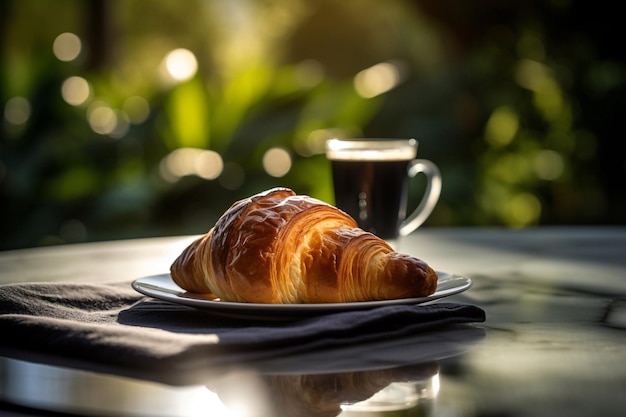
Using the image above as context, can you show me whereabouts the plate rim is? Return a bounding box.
[131,271,472,314]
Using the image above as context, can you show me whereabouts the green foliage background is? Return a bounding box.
[1,0,624,250]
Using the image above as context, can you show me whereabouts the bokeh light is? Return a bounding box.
[533,149,564,181]
[354,61,404,98]
[61,76,91,106]
[515,59,552,92]
[489,153,531,184]
[110,111,130,139]
[485,106,520,147]
[122,96,150,124]
[195,150,224,180]
[87,102,118,136]
[505,192,542,226]
[163,48,198,82]
[159,148,224,182]
[262,147,292,177]
[52,32,82,62]
[4,97,31,125]
[294,128,350,157]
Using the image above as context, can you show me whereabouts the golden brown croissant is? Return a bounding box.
[170,187,437,303]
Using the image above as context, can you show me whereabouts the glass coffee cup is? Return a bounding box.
[325,138,441,246]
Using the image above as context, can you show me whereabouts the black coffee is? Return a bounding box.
[331,159,411,240]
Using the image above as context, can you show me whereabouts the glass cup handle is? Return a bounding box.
[399,159,442,237]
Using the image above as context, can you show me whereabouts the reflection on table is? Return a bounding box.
[1,357,440,417]
[1,321,484,417]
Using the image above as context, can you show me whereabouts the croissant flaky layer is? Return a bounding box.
[170,188,437,303]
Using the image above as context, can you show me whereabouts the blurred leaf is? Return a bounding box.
[287,154,334,203]
[298,82,381,131]
[166,78,210,149]
[212,63,275,148]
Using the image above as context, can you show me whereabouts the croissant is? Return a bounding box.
[170,187,437,303]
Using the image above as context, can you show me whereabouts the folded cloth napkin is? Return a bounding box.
[0,281,485,383]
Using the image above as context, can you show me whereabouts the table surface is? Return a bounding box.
[1,226,625,417]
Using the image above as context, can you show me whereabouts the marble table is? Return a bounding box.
[1,227,625,417]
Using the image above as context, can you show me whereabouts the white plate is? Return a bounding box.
[131,272,471,320]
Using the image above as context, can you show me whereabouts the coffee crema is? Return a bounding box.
[325,139,417,162]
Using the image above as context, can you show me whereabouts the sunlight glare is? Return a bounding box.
[208,369,272,417]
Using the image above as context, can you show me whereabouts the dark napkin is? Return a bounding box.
[0,280,484,380]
